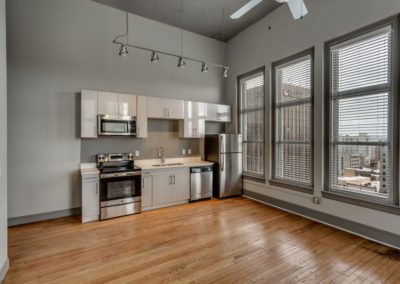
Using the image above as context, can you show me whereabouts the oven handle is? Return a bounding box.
[100,172,142,179]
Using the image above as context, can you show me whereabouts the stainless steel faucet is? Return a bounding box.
[158,147,165,164]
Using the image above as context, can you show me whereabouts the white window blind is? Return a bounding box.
[239,71,264,177]
[272,54,313,187]
[328,25,393,202]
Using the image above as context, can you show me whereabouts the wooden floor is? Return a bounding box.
[4,197,400,283]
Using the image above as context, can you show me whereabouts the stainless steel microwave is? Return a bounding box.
[98,114,136,136]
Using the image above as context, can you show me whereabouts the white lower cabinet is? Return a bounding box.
[141,173,153,210]
[143,168,190,210]
[81,174,100,223]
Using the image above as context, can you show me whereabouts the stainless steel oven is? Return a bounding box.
[98,153,141,220]
[98,114,136,136]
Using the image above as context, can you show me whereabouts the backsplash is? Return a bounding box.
[81,120,223,163]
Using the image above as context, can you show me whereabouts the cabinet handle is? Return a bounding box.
[169,175,171,184]
[167,108,170,118]
[96,182,99,194]
[173,175,176,184]
[142,178,144,189]
[115,104,118,115]
[137,126,140,137]
[94,125,97,136]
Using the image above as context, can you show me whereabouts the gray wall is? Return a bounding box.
[7,0,226,218]
[0,0,7,277]
[225,0,400,235]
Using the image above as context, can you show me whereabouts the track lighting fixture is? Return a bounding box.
[222,67,229,78]
[201,62,209,73]
[151,51,159,63]
[177,57,186,68]
[119,44,128,57]
[112,11,230,76]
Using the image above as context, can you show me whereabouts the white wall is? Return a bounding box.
[0,0,7,278]
[7,0,226,218]
[225,0,400,235]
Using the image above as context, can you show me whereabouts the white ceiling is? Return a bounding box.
[93,0,282,42]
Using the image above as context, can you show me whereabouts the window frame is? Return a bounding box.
[270,47,315,194]
[323,16,400,213]
[237,66,266,181]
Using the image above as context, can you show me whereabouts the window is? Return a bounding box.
[325,19,398,206]
[271,49,314,192]
[238,68,265,178]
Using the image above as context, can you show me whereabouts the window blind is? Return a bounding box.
[328,25,393,201]
[272,54,313,187]
[239,71,265,177]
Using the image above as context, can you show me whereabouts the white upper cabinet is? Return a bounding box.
[148,97,184,119]
[205,103,231,122]
[98,91,119,115]
[81,90,98,138]
[118,93,137,116]
[98,91,137,117]
[179,101,206,138]
[136,95,148,138]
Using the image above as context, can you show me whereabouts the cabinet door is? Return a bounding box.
[171,171,190,201]
[81,90,98,138]
[152,173,173,205]
[141,175,152,209]
[218,104,231,122]
[137,96,148,138]
[82,179,99,223]
[205,103,218,121]
[118,93,137,116]
[196,102,206,137]
[166,99,184,119]
[98,91,119,115]
[148,97,168,118]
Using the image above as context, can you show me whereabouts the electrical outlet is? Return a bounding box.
[182,149,186,155]
[312,197,320,204]
[135,150,140,157]
[188,149,191,155]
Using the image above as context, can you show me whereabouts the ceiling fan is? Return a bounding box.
[230,0,308,20]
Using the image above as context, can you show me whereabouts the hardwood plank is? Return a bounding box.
[3,197,400,283]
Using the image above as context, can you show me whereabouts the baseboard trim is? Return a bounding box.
[243,190,400,250]
[0,257,9,282]
[8,207,81,226]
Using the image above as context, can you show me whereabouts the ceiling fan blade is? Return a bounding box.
[287,0,308,20]
[230,0,263,19]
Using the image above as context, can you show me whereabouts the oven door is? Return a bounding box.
[100,172,142,207]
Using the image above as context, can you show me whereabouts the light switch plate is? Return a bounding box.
[135,150,140,157]
[188,149,191,155]
[182,149,186,155]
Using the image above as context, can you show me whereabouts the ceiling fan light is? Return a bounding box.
[177,57,186,68]
[119,44,128,57]
[201,62,208,73]
[151,51,159,63]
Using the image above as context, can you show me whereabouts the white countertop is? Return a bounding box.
[135,157,213,170]
[80,163,99,175]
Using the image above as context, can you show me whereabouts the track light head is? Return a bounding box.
[119,44,128,57]
[151,51,159,63]
[201,62,209,73]
[177,57,186,68]
[222,67,228,78]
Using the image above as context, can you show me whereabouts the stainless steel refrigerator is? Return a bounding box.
[204,134,242,198]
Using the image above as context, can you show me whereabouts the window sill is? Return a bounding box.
[269,179,314,194]
[243,175,266,183]
[322,191,400,216]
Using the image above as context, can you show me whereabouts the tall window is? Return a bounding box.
[326,21,397,204]
[239,68,265,178]
[271,49,314,191]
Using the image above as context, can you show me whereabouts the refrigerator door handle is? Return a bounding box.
[220,135,224,153]
[221,155,224,172]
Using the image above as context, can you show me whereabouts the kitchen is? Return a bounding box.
[2,0,400,283]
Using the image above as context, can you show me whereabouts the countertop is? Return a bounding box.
[80,157,213,175]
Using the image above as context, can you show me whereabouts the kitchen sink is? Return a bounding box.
[151,163,185,167]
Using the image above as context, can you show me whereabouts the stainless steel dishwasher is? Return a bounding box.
[190,166,213,201]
